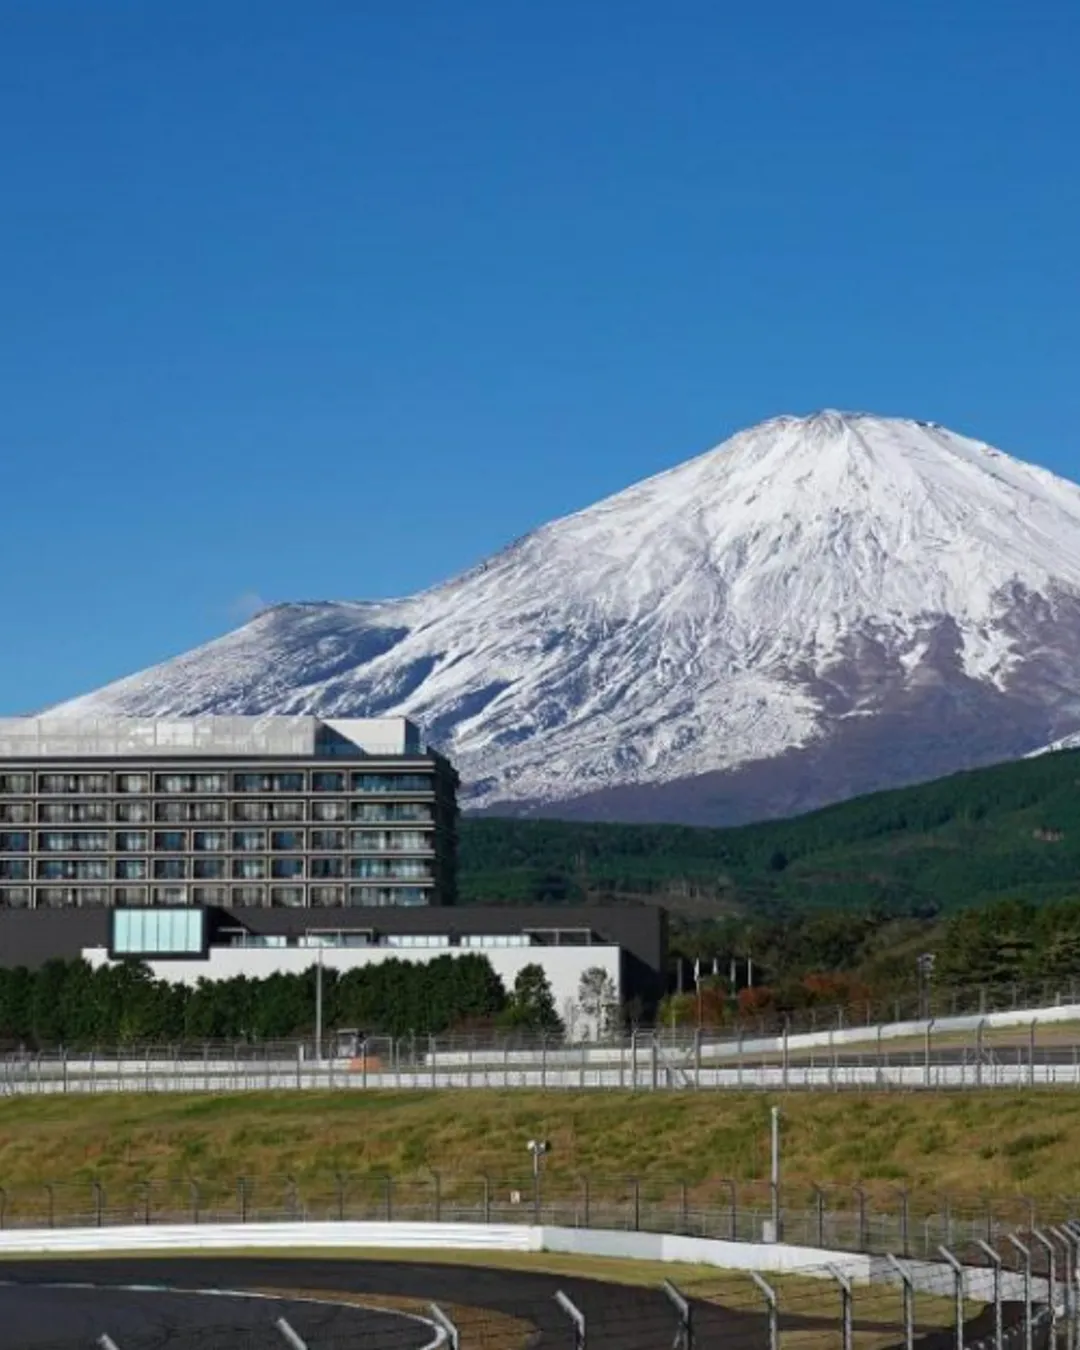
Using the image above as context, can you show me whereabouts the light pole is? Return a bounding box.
[315,943,324,1065]
[917,953,935,1019]
[770,1105,781,1241]
[527,1139,550,1223]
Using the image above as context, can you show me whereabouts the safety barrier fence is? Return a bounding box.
[0,1174,1076,1262]
[7,1011,1080,1094]
[10,1217,1078,1350]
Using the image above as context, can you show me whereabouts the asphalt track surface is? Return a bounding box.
[0,1256,1004,1350]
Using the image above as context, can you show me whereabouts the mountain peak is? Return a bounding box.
[48,412,1080,825]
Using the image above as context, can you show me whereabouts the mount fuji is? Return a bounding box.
[49,411,1080,824]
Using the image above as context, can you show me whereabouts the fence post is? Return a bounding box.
[45,1183,54,1229]
[555,1290,586,1350]
[663,1279,693,1350]
[631,1176,640,1232]
[92,1180,104,1228]
[680,1180,689,1235]
[726,1178,737,1241]
[1030,1021,1037,1087]
[582,1175,590,1229]
[190,1181,200,1225]
[0,1186,6,1231]
[275,1318,309,1350]
[895,1186,911,1258]
[750,1271,778,1350]
[938,1245,965,1350]
[812,1184,826,1248]
[1050,1226,1076,1350]
[975,1239,1004,1350]
[428,1304,460,1350]
[1005,1234,1034,1350]
[886,1254,916,1350]
[238,1176,248,1223]
[385,1174,393,1222]
[827,1263,853,1350]
[432,1170,441,1224]
[854,1185,868,1252]
[925,1019,934,1088]
[1032,1228,1057,1337]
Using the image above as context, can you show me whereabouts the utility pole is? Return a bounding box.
[770,1105,781,1241]
[315,944,323,1064]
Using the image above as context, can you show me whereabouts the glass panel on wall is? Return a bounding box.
[77,887,109,907]
[193,886,227,904]
[231,884,266,904]
[153,858,188,880]
[269,885,305,907]
[346,885,429,907]
[270,801,304,822]
[193,831,226,851]
[116,774,149,794]
[116,831,148,851]
[0,774,32,794]
[271,858,304,879]
[0,832,30,852]
[234,773,272,793]
[113,907,205,954]
[154,774,195,793]
[192,801,227,822]
[272,772,305,792]
[232,830,266,851]
[311,800,347,822]
[310,829,345,850]
[155,802,190,823]
[0,887,30,907]
[351,802,432,823]
[78,774,110,794]
[114,886,148,905]
[39,774,78,793]
[193,857,226,879]
[351,773,431,794]
[152,886,189,905]
[194,773,227,793]
[312,771,345,792]
[0,860,29,880]
[271,830,304,851]
[115,859,148,880]
[311,857,344,878]
[0,804,32,824]
[38,887,77,906]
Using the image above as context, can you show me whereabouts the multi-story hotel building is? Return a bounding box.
[0,715,457,912]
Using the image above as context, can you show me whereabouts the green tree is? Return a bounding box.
[502,963,563,1033]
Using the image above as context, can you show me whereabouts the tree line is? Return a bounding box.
[0,955,589,1049]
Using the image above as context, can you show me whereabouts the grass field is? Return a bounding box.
[0,1089,1078,1205]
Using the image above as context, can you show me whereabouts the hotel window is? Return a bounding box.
[351,773,431,794]
[155,774,194,793]
[270,801,304,822]
[311,857,344,879]
[79,774,110,793]
[270,885,305,907]
[76,832,109,852]
[192,801,226,823]
[39,774,78,794]
[152,886,189,905]
[231,884,265,904]
[273,772,305,792]
[271,830,304,851]
[387,858,430,879]
[115,831,148,852]
[310,828,344,850]
[193,886,227,905]
[153,858,188,880]
[114,886,148,905]
[0,774,32,794]
[351,801,431,823]
[193,857,226,880]
[271,857,304,879]
[39,832,76,852]
[193,830,226,851]
[0,887,30,907]
[232,857,267,880]
[347,885,428,907]
[0,804,32,824]
[155,802,191,823]
[234,773,271,793]
[311,800,347,823]
[116,774,149,794]
[153,831,186,852]
[0,860,29,880]
[38,859,108,881]
[233,801,271,822]
[310,885,344,907]
[77,887,109,907]
[116,801,151,823]
[38,887,77,907]
[232,830,266,851]
[194,773,227,793]
[312,771,345,792]
[0,832,30,852]
[115,859,148,880]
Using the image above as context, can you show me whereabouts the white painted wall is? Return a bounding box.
[82,942,622,1035]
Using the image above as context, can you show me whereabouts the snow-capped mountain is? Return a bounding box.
[49,412,1080,824]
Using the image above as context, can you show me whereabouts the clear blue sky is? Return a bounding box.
[2,0,1078,712]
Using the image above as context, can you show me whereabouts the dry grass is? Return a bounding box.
[0,1089,1077,1203]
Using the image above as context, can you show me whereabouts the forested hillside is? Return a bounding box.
[459,747,1080,917]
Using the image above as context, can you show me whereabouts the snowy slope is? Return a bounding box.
[50,411,1080,821]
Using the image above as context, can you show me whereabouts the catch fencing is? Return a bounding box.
[7,1015,1080,1093]
[1,1173,1077,1263]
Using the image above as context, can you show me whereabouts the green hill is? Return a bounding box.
[460,747,1080,916]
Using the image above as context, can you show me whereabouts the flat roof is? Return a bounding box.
[0,714,424,759]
